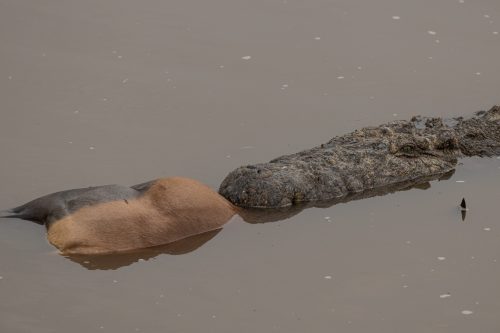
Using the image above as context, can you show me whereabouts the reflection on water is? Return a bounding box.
[65,229,221,270]
[64,170,455,270]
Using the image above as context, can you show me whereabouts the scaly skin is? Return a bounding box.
[219,106,500,208]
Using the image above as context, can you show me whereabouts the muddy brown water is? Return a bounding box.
[1,0,500,332]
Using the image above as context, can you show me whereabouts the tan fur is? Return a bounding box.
[47,177,238,255]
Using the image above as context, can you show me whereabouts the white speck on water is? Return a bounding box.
[281,166,287,169]
[337,76,345,79]
[324,275,332,280]
[159,294,164,298]
[212,315,217,319]
[117,55,123,59]
[281,84,289,90]
[177,313,181,317]
[226,155,231,158]
[219,65,225,68]
[392,16,401,20]
[435,39,440,43]
[241,56,252,60]
[484,14,490,18]
[459,0,465,3]
[100,326,104,329]
[8,76,12,80]
[138,258,145,262]
[324,216,331,220]
[393,113,398,117]
[428,30,437,35]
[484,227,491,231]
[428,56,433,60]
[494,31,499,35]
[314,36,321,40]
[430,268,435,272]
[471,256,475,260]
[103,98,108,101]
[89,146,95,150]
[475,72,481,76]
[240,145,255,149]
[456,180,465,183]
[440,293,451,299]
[357,66,363,70]
[461,310,473,315]
[0,276,3,280]
[402,285,408,288]
[369,96,375,100]
[68,141,73,144]
[405,240,412,245]
[112,50,117,54]
[112,279,118,283]
[41,53,46,57]
[437,257,446,261]
[74,110,79,114]
[122,78,129,84]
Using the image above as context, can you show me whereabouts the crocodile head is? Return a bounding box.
[219,116,462,208]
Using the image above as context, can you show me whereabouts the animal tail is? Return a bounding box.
[0,203,38,220]
[0,209,16,218]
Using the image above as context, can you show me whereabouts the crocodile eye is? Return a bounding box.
[400,145,415,154]
[396,143,420,157]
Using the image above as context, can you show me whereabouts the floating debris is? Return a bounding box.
[456,180,465,183]
[437,257,446,261]
[314,37,321,40]
[122,78,129,84]
[440,293,451,299]
[461,310,473,315]
[392,16,401,20]
[112,279,118,283]
[475,72,481,76]
[357,66,363,70]
[74,110,79,114]
[241,56,252,60]
[427,31,437,35]
[8,76,12,80]
[89,146,95,150]
[324,275,332,280]
[337,76,345,80]
[494,31,499,35]
[483,227,491,231]
[460,198,467,210]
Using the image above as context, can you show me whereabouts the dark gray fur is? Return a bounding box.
[219,106,500,208]
[3,184,146,225]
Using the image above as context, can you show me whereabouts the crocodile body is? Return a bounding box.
[219,106,500,208]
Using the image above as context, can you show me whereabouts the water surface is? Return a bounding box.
[1,0,500,332]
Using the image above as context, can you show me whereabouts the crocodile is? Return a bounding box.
[219,106,500,208]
